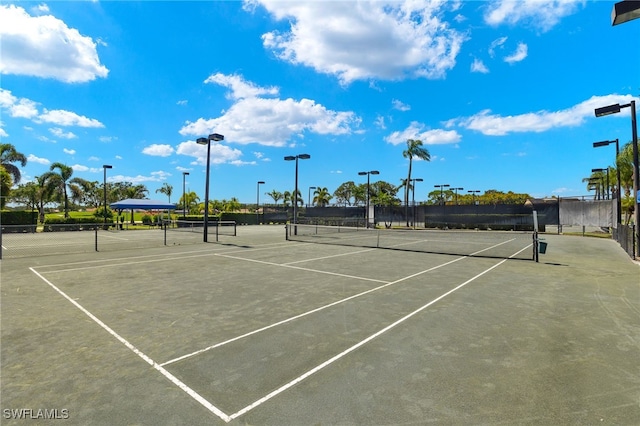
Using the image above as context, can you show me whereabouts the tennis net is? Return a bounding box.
[172,220,237,237]
[286,223,534,260]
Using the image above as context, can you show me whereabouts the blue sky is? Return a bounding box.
[1,0,638,204]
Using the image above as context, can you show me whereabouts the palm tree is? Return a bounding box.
[178,191,200,215]
[266,190,283,206]
[156,182,173,203]
[43,162,74,218]
[402,139,430,226]
[0,143,28,184]
[313,187,333,207]
[0,168,12,209]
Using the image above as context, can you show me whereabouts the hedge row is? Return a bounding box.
[0,210,38,225]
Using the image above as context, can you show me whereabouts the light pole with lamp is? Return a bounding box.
[434,184,450,228]
[595,101,638,256]
[196,133,224,242]
[453,187,464,205]
[103,165,112,228]
[182,172,189,219]
[594,139,622,224]
[284,154,311,232]
[256,181,265,224]
[410,178,423,229]
[308,186,317,208]
[358,170,379,228]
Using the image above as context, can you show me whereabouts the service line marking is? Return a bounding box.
[228,248,528,421]
[160,255,465,366]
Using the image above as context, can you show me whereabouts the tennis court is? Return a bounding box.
[1,225,639,424]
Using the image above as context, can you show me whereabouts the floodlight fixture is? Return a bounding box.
[611,0,640,25]
[595,104,622,117]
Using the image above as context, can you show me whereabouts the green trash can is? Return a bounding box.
[538,240,548,254]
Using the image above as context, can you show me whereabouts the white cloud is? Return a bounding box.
[177,100,188,106]
[0,128,7,137]
[484,0,585,32]
[115,155,122,160]
[488,36,508,58]
[205,73,279,100]
[50,127,77,139]
[392,99,411,112]
[0,4,109,82]
[455,94,636,136]
[0,88,39,119]
[504,43,528,64]
[109,172,170,184]
[254,0,466,84]
[142,144,175,157]
[385,121,461,146]
[176,139,245,166]
[88,156,99,161]
[63,148,76,155]
[38,109,104,127]
[71,164,100,173]
[471,58,489,73]
[181,75,360,146]
[27,154,50,165]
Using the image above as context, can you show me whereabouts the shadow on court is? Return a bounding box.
[1,225,639,425]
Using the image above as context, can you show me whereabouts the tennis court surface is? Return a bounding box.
[2,225,639,424]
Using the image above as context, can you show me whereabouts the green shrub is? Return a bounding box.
[93,207,114,220]
[0,210,38,225]
[44,217,100,225]
[141,214,152,225]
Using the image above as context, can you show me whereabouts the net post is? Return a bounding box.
[216,220,219,242]
[164,222,167,246]
[285,223,289,240]
[95,226,98,252]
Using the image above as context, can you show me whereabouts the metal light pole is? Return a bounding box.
[308,186,316,208]
[103,165,112,228]
[453,187,464,205]
[410,178,423,229]
[257,181,265,224]
[434,184,450,227]
[594,139,622,224]
[284,154,311,231]
[468,189,481,205]
[595,101,638,256]
[358,170,379,228]
[196,133,224,242]
[182,172,189,219]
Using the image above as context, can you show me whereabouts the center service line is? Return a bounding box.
[29,267,232,423]
[228,256,512,421]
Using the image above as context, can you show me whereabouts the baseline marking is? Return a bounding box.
[28,267,232,423]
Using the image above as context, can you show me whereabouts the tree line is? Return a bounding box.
[2,139,637,223]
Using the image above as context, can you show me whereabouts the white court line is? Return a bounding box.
[28,267,232,423]
[160,255,465,366]
[215,253,389,284]
[283,247,377,265]
[227,246,530,421]
[34,242,296,273]
[162,238,524,366]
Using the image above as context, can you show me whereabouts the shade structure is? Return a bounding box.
[109,199,177,210]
